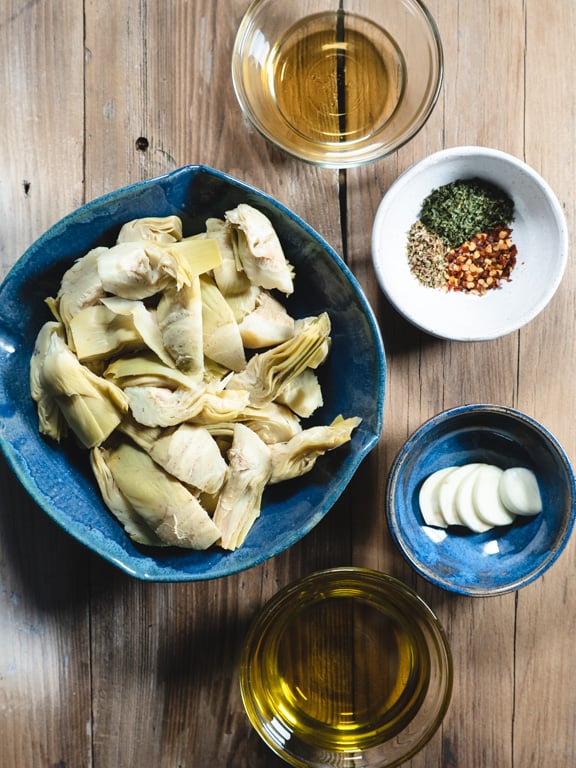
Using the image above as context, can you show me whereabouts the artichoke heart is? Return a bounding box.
[92,440,221,550]
[30,321,129,448]
[225,204,294,295]
[119,418,227,495]
[125,384,250,428]
[30,322,69,442]
[47,246,107,340]
[238,290,295,349]
[212,423,273,550]
[157,277,204,376]
[101,296,176,367]
[96,237,220,300]
[116,215,183,244]
[200,275,246,372]
[269,415,362,484]
[67,303,140,363]
[226,312,331,406]
[203,402,302,445]
[90,447,165,546]
[223,284,260,324]
[96,242,185,299]
[239,402,303,443]
[206,217,251,297]
[276,368,323,418]
[104,353,198,390]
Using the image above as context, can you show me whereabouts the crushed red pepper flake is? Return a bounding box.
[444,226,517,295]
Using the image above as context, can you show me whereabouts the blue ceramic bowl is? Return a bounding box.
[387,405,576,596]
[0,166,385,581]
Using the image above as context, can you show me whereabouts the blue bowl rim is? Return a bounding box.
[0,164,386,581]
[386,403,576,596]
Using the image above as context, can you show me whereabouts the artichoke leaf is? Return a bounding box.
[276,368,323,418]
[157,277,204,376]
[96,237,220,300]
[212,423,273,550]
[68,304,142,363]
[200,275,246,372]
[225,204,294,295]
[204,402,302,444]
[116,215,183,244]
[91,447,165,546]
[100,296,176,368]
[223,283,260,325]
[269,415,362,484]
[92,440,221,549]
[203,422,236,440]
[125,384,250,428]
[30,322,69,441]
[226,312,331,406]
[203,357,232,384]
[172,236,222,276]
[119,418,227,495]
[205,217,251,297]
[240,402,302,443]
[47,247,107,340]
[238,290,295,349]
[104,353,199,390]
[30,321,129,448]
[187,389,253,426]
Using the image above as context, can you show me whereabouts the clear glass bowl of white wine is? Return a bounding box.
[231,0,443,168]
[240,568,453,767]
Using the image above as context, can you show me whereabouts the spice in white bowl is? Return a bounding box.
[406,178,517,295]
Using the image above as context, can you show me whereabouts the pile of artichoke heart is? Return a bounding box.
[30,204,360,552]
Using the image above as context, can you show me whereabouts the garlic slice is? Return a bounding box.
[498,467,543,516]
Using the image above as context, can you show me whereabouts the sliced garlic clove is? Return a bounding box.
[454,464,494,533]
[472,465,516,526]
[499,467,543,516]
[438,463,485,526]
[418,466,457,527]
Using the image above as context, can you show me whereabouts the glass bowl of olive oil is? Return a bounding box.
[231,0,443,168]
[240,568,453,767]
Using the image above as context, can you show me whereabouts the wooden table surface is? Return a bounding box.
[1,1,575,766]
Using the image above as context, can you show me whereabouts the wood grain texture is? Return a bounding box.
[0,2,90,767]
[1,0,576,766]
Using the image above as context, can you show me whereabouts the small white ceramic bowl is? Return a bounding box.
[371,146,568,340]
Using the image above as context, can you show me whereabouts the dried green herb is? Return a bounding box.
[420,178,514,248]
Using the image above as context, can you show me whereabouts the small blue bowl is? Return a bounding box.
[386,404,576,596]
[0,165,385,581]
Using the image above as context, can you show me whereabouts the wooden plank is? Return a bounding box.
[0,0,84,275]
[514,1,576,765]
[0,3,89,766]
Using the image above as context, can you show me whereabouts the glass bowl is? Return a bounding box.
[240,567,453,767]
[232,0,443,168]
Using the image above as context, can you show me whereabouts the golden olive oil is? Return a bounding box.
[265,12,405,151]
[245,590,431,753]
